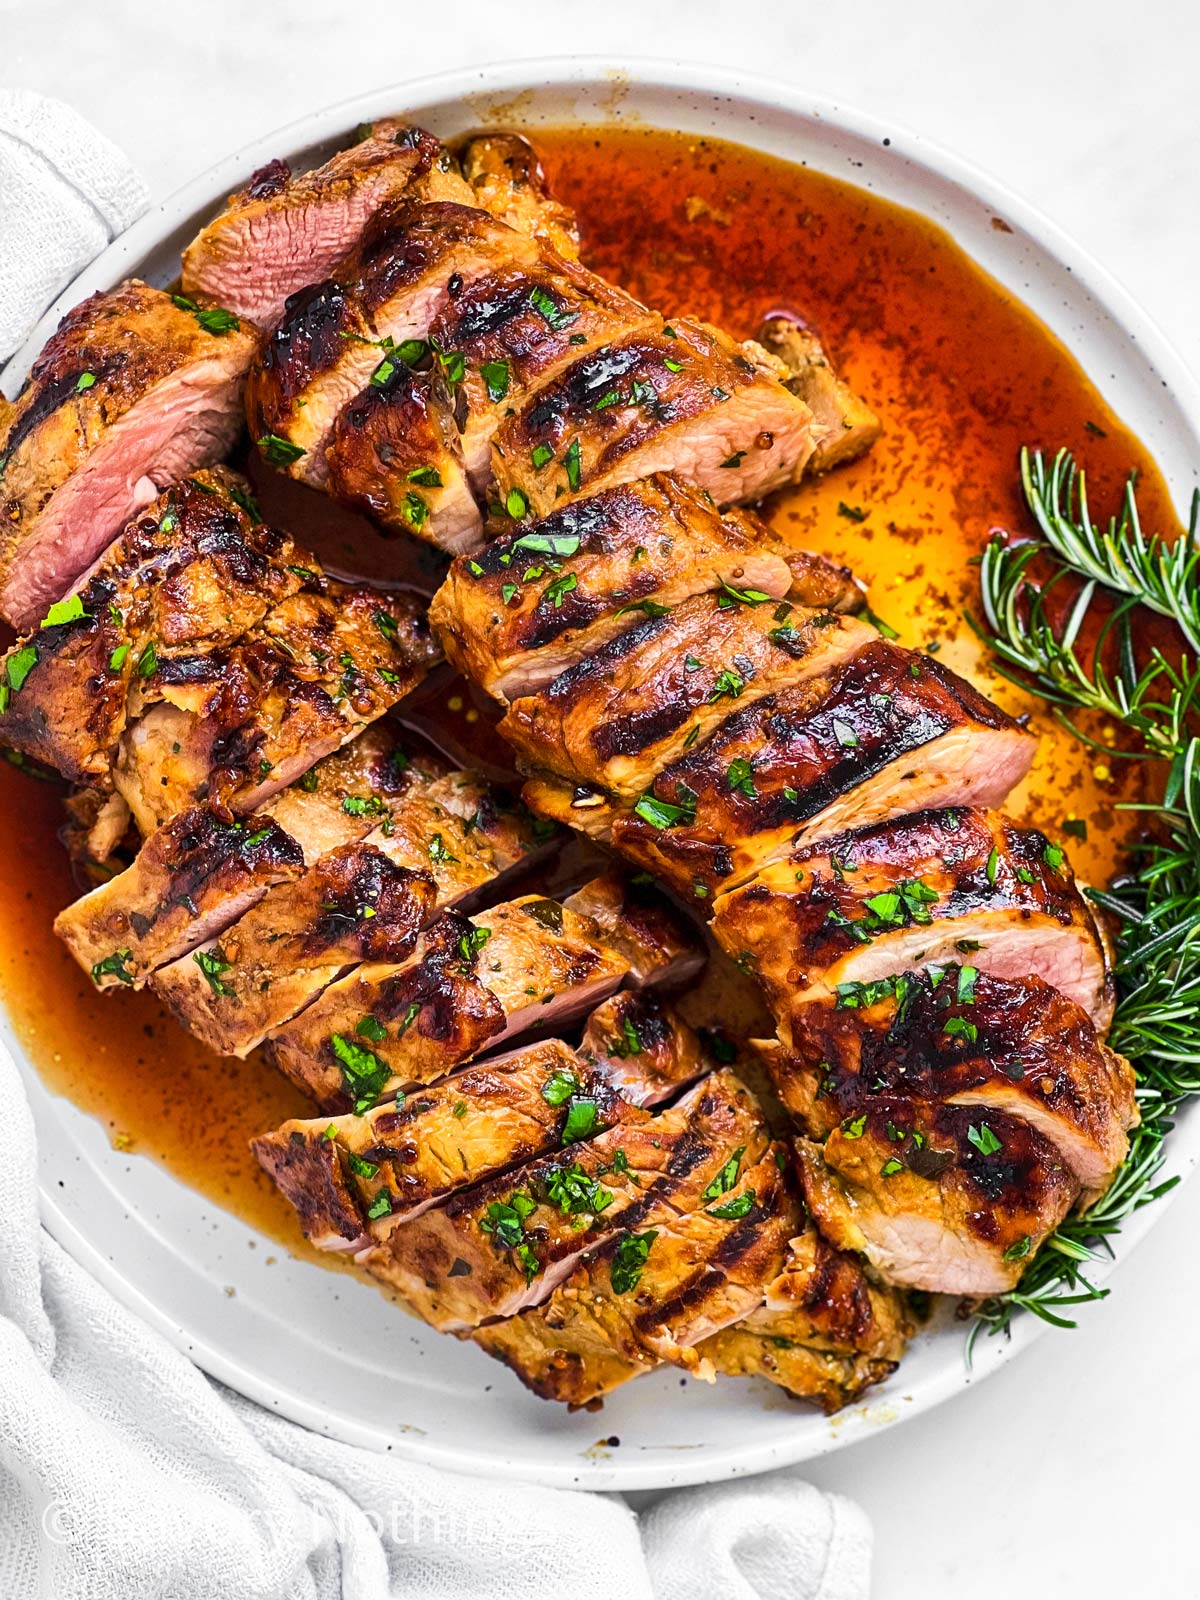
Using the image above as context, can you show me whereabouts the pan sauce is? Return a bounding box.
[0,123,1176,1250]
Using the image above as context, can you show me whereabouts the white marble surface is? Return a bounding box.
[4,2,1199,1595]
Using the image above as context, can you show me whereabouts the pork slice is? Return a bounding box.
[577,991,711,1107]
[797,1102,1079,1296]
[712,806,1113,1025]
[490,318,826,520]
[773,966,1137,1202]
[758,316,881,474]
[265,895,630,1111]
[54,806,305,990]
[259,724,451,864]
[180,123,466,328]
[151,845,435,1057]
[354,1068,769,1331]
[561,873,704,988]
[698,1223,910,1413]
[113,583,439,833]
[0,281,259,628]
[324,363,482,551]
[427,255,656,495]
[460,133,581,259]
[586,640,1037,900]
[252,1038,643,1233]
[430,476,798,701]
[0,470,297,785]
[473,1143,798,1403]
[500,594,876,798]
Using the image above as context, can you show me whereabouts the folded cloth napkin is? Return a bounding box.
[0,94,873,1600]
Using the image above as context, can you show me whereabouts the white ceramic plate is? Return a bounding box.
[6,58,1200,1491]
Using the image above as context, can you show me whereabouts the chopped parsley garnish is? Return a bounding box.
[396,338,428,366]
[880,1158,905,1178]
[481,359,510,401]
[91,948,134,986]
[708,1190,755,1219]
[331,1033,390,1113]
[40,594,87,628]
[985,846,1000,885]
[719,451,745,469]
[1003,1235,1032,1261]
[341,795,387,817]
[957,965,979,1003]
[427,833,458,864]
[838,502,868,522]
[544,1164,613,1217]
[481,1192,537,1252]
[541,1068,580,1107]
[346,1151,380,1179]
[610,1015,643,1058]
[610,1229,657,1294]
[75,371,97,391]
[530,443,555,469]
[542,572,577,608]
[370,352,398,387]
[366,1191,393,1221]
[944,1016,980,1044]
[561,1097,601,1145]
[108,643,129,672]
[501,582,519,605]
[193,947,232,996]
[1043,842,1065,871]
[458,925,492,963]
[528,286,578,331]
[863,607,900,640]
[512,531,581,558]
[614,598,671,619]
[136,640,158,678]
[6,644,39,693]
[967,1122,1002,1156]
[356,1014,387,1042]
[563,437,582,491]
[171,294,240,335]
[1062,818,1088,840]
[407,465,443,487]
[719,581,771,608]
[402,491,429,531]
[701,1146,745,1201]
[633,792,695,829]
[258,433,305,467]
[505,487,530,519]
[841,1113,868,1139]
[726,757,757,798]
[706,668,745,703]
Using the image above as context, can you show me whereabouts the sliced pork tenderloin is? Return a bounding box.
[796,1104,1079,1296]
[712,808,1113,1025]
[151,845,436,1057]
[698,1222,910,1413]
[490,318,827,519]
[354,1068,769,1330]
[430,476,817,701]
[252,1038,644,1233]
[0,470,296,785]
[474,1143,799,1404]
[560,873,705,987]
[54,807,304,991]
[768,965,1136,1202]
[525,641,1037,901]
[459,132,581,259]
[577,990,712,1105]
[499,595,877,799]
[324,362,482,551]
[180,122,464,329]
[113,581,438,833]
[757,316,881,474]
[0,281,258,628]
[265,893,633,1111]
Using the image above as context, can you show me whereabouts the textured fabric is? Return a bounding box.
[0,90,149,363]
[0,95,873,1600]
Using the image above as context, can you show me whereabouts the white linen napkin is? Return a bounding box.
[0,92,873,1600]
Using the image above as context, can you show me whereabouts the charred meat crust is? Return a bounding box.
[0,471,295,785]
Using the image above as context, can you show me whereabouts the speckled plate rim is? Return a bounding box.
[6,56,1199,1492]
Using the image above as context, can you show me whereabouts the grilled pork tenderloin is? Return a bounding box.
[0,282,258,629]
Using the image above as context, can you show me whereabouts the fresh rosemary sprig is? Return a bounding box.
[970,447,1200,1342]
